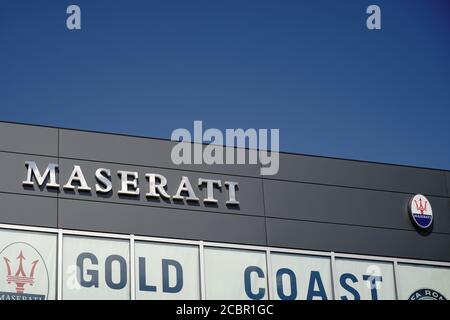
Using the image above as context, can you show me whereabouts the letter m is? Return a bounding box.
[225,128,258,165]
[22,161,60,188]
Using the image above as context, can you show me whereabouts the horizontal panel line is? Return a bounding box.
[0,149,57,158]
[0,190,57,200]
[0,190,264,218]
[265,216,450,236]
[58,196,265,218]
[0,149,262,179]
[57,155,262,179]
[0,190,448,235]
[262,176,450,199]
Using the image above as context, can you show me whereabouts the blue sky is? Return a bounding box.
[0,0,449,169]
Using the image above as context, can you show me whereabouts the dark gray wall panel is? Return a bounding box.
[59,129,261,177]
[58,199,267,245]
[0,122,448,263]
[0,122,58,156]
[447,172,450,197]
[270,153,448,196]
[0,152,59,197]
[266,218,450,262]
[0,193,57,227]
[263,179,450,234]
[58,158,264,216]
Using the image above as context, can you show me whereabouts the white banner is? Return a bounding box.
[135,241,200,299]
[271,253,332,300]
[204,247,268,300]
[335,258,396,300]
[0,229,57,300]
[63,236,130,300]
[397,264,450,300]
[2,228,449,300]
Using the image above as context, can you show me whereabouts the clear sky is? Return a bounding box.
[0,0,449,169]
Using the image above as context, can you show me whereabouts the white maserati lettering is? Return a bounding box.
[22,161,239,205]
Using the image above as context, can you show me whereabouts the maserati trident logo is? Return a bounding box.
[408,194,433,230]
[3,250,39,294]
[414,198,428,214]
[0,243,49,300]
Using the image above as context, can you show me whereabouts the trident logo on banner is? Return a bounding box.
[3,250,39,294]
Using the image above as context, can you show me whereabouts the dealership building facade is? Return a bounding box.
[0,121,449,300]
